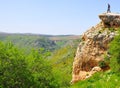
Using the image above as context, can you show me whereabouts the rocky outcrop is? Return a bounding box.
[99,13,120,28]
[71,12,120,83]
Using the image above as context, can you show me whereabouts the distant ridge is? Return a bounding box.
[0,31,80,41]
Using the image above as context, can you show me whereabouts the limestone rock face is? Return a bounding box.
[71,13,120,83]
[99,13,120,28]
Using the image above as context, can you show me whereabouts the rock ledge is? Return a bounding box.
[99,13,120,28]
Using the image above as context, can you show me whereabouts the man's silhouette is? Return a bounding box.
[107,4,111,13]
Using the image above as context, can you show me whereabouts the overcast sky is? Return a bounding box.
[0,0,119,35]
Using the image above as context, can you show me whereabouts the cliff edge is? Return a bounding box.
[99,13,120,28]
[71,12,120,83]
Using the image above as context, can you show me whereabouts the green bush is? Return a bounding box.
[109,29,120,72]
[0,42,35,88]
[0,42,59,88]
[99,61,107,68]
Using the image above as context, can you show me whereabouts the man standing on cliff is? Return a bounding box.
[107,3,111,13]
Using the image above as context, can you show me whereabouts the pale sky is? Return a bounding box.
[0,0,119,35]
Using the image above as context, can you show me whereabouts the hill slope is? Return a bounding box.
[0,33,80,52]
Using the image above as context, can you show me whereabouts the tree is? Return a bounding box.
[27,49,59,88]
[0,42,35,88]
[0,42,59,88]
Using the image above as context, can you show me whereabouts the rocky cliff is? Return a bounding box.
[71,12,120,83]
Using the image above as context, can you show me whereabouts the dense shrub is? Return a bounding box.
[0,42,59,88]
[0,42,35,88]
[109,29,120,72]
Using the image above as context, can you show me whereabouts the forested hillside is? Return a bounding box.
[0,32,81,88]
[0,33,80,52]
[49,39,80,87]
[1,29,120,88]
